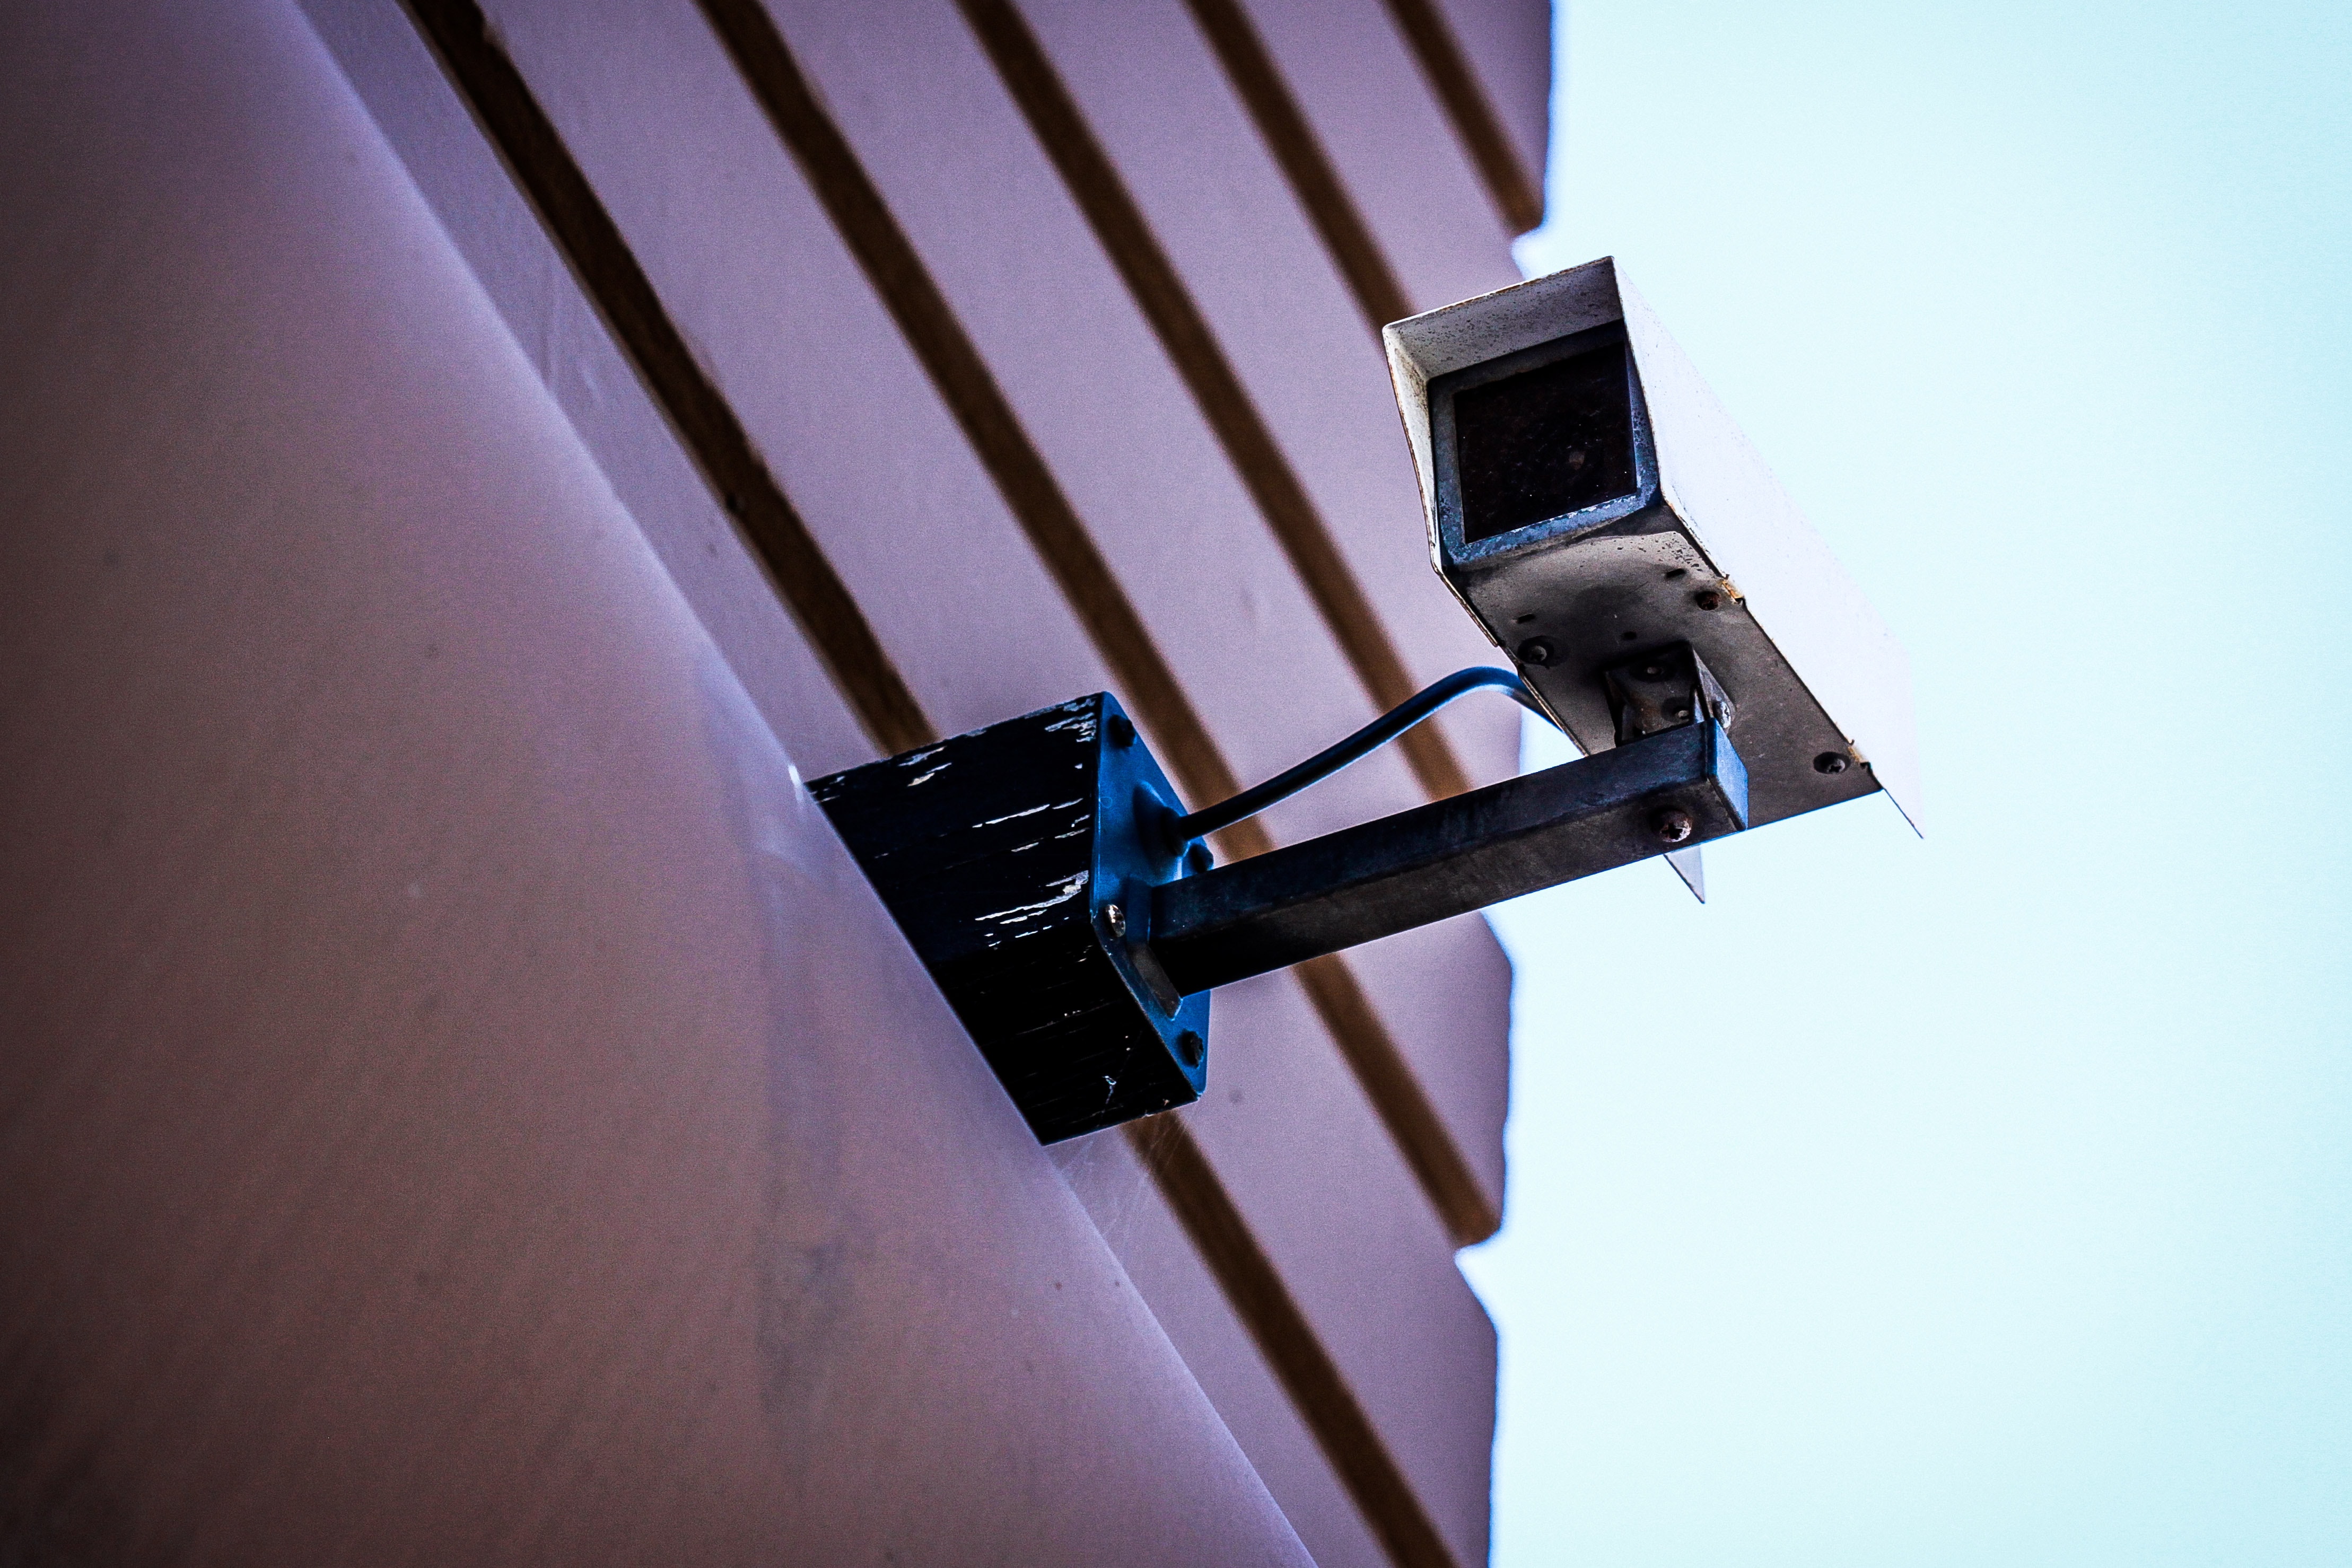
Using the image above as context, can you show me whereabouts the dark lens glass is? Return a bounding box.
[1453,342,1637,543]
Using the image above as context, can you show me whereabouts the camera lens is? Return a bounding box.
[1452,340,1639,543]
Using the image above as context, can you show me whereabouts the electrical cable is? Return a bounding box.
[1170,666,1557,847]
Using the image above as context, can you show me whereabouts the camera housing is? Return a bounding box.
[1384,258,1920,835]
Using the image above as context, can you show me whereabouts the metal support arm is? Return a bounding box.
[1144,720,1750,996]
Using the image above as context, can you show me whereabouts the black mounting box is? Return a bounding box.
[810,694,1211,1143]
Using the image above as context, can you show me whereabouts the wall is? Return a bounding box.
[0,0,1549,1562]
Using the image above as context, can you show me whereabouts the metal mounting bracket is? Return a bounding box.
[813,683,1749,1142]
[1602,642,1734,903]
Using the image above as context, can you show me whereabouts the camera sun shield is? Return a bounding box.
[1383,257,1921,836]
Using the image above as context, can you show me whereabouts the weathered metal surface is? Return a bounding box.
[1383,258,1922,836]
[1149,720,1750,996]
[1602,641,1734,744]
[812,694,1210,1141]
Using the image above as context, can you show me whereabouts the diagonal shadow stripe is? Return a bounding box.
[1381,0,1545,234]
[956,0,1475,811]
[403,0,932,757]
[692,0,1245,829]
[1130,1111,1462,1568]
[1179,0,1414,334]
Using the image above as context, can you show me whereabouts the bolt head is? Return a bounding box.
[1107,713,1136,748]
[1651,808,1695,845]
[1813,751,1850,776]
[1517,637,1555,668]
[1174,1030,1205,1068]
[1102,903,1127,938]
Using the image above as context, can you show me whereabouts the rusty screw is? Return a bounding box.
[1518,637,1555,667]
[1651,808,1695,845]
[1693,589,1724,611]
[1102,903,1127,938]
[1813,751,1850,776]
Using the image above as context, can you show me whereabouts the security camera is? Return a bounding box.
[814,258,1918,1144]
[1383,257,1920,835]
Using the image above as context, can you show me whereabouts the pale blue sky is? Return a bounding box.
[1461,1,2352,1563]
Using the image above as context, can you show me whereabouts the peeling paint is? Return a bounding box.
[978,798,1081,828]
[976,871,1089,927]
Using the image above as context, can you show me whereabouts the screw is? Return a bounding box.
[1813,751,1850,776]
[1518,637,1555,667]
[1640,662,1669,679]
[1106,713,1136,748]
[1174,1030,1205,1068]
[1693,589,1723,611]
[1102,903,1127,938]
[1651,808,1695,845]
[1667,704,1692,721]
